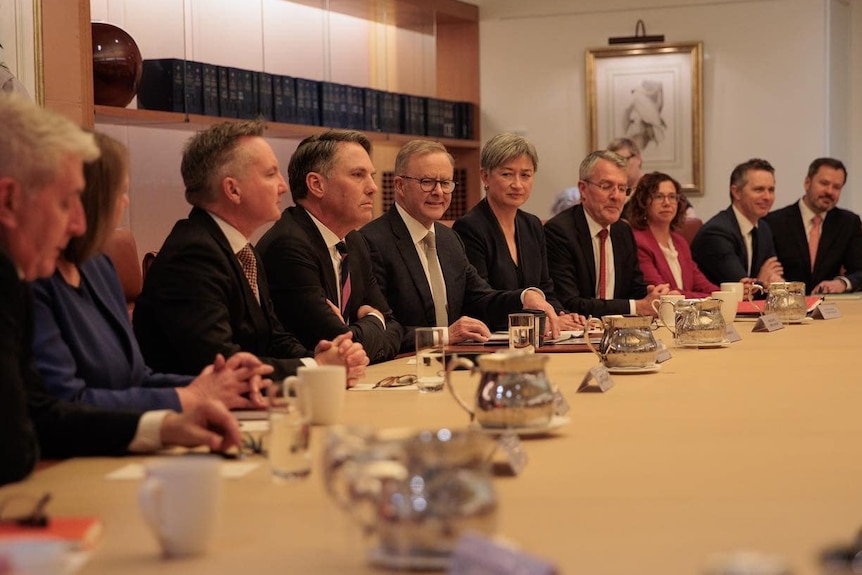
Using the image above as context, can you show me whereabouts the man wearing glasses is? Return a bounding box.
[360,140,559,352]
[546,150,669,317]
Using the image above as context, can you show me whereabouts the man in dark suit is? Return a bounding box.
[360,140,559,352]
[257,130,401,363]
[764,157,862,294]
[545,150,668,317]
[0,95,242,486]
[691,158,784,288]
[134,121,368,385]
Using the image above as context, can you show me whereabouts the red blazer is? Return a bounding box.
[633,228,718,298]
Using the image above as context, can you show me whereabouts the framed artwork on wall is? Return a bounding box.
[586,42,703,195]
[0,0,42,102]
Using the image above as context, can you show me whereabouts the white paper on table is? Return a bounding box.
[105,461,259,480]
[239,420,269,432]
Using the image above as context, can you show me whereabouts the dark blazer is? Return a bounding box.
[1,249,139,486]
[452,199,565,313]
[256,205,402,363]
[632,228,718,298]
[764,202,862,293]
[360,206,523,352]
[31,255,188,412]
[690,206,777,285]
[544,204,648,317]
[134,207,310,382]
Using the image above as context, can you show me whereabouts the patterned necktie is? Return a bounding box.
[809,214,822,272]
[422,231,448,327]
[335,241,351,323]
[237,244,258,298]
[597,228,609,299]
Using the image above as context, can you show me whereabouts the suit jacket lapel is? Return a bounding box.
[292,205,339,302]
[387,208,437,325]
[574,206,597,293]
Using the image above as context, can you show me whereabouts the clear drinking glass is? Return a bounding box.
[415,327,446,393]
[508,313,535,352]
[267,382,311,480]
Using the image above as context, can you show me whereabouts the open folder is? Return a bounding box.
[736,295,822,316]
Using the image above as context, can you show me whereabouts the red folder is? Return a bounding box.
[736,296,822,316]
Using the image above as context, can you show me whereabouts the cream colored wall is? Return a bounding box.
[477,0,857,220]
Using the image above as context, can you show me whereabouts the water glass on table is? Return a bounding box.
[508,313,536,352]
[267,382,311,480]
[415,327,446,393]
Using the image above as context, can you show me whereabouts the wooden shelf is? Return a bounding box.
[95,105,480,150]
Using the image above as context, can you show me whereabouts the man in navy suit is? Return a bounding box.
[134,121,368,385]
[360,140,559,352]
[257,130,402,363]
[545,150,668,317]
[691,158,784,289]
[764,158,862,294]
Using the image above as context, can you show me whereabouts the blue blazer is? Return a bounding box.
[32,255,189,412]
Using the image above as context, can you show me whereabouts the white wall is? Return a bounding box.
[478,0,857,220]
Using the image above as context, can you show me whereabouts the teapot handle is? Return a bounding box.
[583,318,603,359]
[445,356,477,421]
[746,283,766,315]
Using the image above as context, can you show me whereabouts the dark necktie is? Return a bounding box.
[237,244,258,299]
[749,226,759,277]
[336,241,351,323]
[422,231,448,327]
[597,228,609,299]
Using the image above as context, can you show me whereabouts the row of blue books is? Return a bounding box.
[136,58,475,140]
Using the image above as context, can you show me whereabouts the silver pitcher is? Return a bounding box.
[585,315,657,368]
[760,281,807,322]
[322,426,497,561]
[446,351,555,429]
[668,298,726,345]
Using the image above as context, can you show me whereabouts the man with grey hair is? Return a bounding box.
[257,130,402,363]
[0,94,242,485]
[134,121,369,386]
[546,150,669,317]
[361,139,560,352]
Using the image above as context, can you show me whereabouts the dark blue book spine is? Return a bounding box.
[202,63,219,116]
[320,81,338,127]
[218,66,237,118]
[363,88,381,132]
[185,61,203,115]
[346,85,364,129]
[273,75,297,124]
[236,69,256,119]
[138,58,186,113]
[257,72,274,121]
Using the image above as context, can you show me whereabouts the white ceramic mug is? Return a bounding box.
[720,282,745,302]
[652,294,685,328]
[711,291,737,324]
[138,457,222,558]
[284,365,346,425]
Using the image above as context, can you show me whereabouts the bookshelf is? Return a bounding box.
[42,0,482,217]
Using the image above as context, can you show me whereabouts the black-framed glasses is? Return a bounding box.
[372,374,417,389]
[650,193,680,204]
[582,179,632,197]
[0,492,51,527]
[399,176,457,194]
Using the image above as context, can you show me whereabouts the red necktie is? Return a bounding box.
[809,214,822,272]
[237,244,258,299]
[598,228,609,299]
[336,241,351,323]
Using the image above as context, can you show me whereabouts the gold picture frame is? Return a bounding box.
[586,42,703,195]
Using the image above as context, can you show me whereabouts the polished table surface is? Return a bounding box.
[4,301,862,574]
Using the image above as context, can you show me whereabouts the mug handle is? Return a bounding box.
[583,318,604,359]
[746,283,766,315]
[445,357,476,421]
[658,301,677,335]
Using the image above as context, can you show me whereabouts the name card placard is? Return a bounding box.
[450,532,559,575]
[752,314,785,332]
[813,302,841,320]
[578,364,615,393]
[497,431,528,476]
[725,324,742,342]
[655,339,673,363]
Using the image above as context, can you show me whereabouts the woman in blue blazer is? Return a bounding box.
[453,134,584,329]
[31,133,267,412]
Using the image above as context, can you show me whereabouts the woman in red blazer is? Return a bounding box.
[629,172,718,298]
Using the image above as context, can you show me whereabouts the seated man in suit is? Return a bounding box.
[545,150,668,317]
[257,130,401,363]
[134,121,368,385]
[691,158,784,289]
[0,94,242,486]
[360,139,559,352]
[764,157,862,294]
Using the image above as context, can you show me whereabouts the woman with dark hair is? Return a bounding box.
[453,133,584,330]
[31,132,268,412]
[629,172,717,298]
